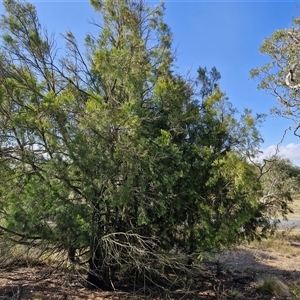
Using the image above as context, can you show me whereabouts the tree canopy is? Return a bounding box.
[0,0,294,291]
[251,16,300,136]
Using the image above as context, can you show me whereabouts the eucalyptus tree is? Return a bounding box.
[259,157,300,222]
[0,0,283,291]
[251,16,300,136]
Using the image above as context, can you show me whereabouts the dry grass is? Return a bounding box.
[255,275,290,297]
[248,195,300,257]
[248,229,300,258]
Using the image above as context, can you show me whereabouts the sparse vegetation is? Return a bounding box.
[256,275,290,297]
[291,281,300,298]
[249,230,300,258]
[230,289,245,299]
[1,229,300,298]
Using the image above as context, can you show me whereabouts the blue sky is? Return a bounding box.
[1,0,300,164]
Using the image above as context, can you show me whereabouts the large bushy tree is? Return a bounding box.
[0,0,287,290]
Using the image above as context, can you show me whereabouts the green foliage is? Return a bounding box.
[291,281,300,298]
[259,157,299,218]
[251,16,300,131]
[0,0,289,291]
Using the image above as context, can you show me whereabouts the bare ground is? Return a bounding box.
[1,233,300,300]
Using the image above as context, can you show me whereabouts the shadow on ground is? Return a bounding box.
[0,246,300,299]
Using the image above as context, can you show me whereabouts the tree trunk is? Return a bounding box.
[87,203,113,290]
[87,248,113,290]
[67,247,76,263]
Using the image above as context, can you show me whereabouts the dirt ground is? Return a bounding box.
[0,234,300,300]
